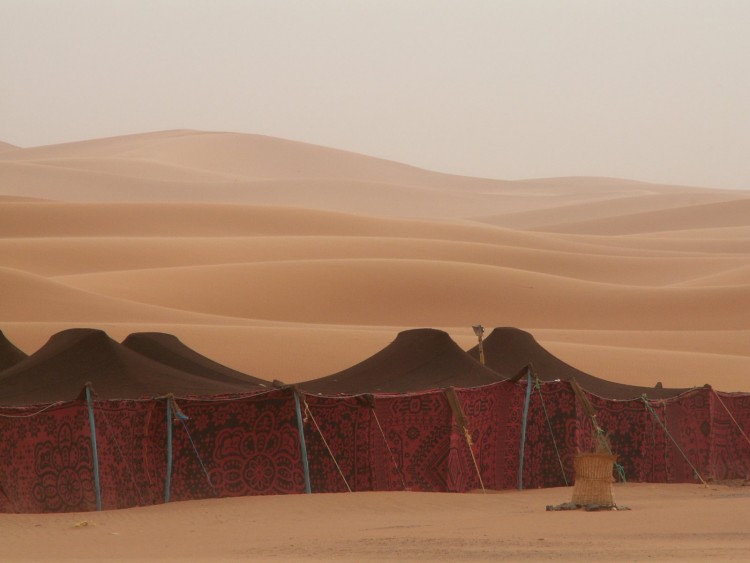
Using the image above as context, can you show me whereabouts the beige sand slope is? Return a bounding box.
[1,130,749,389]
[2,484,750,562]
[1,130,750,561]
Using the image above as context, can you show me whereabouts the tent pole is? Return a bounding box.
[518,369,533,490]
[293,390,312,494]
[85,384,103,511]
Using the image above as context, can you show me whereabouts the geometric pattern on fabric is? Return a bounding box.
[586,393,654,483]
[710,391,750,481]
[302,394,374,493]
[1,385,750,512]
[92,400,159,509]
[523,380,578,489]
[455,381,525,491]
[157,389,306,502]
[0,402,96,513]
[370,391,454,492]
[644,401,669,484]
[663,388,712,483]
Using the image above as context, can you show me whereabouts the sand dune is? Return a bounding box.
[2,130,750,560]
[56,259,750,330]
[0,266,256,326]
[475,188,744,229]
[531,197,750,235]
[1,129,749,390]
[1,235,745,288]
[8,130,746,222]
[668,265,750,287]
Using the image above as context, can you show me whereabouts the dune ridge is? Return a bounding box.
[1,130,749,393]
[2,129,750,561]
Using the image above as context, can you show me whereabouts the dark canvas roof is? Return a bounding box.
[0,330,27,372]
[122,332,269,389]
[0,328,257,405]
[300,328,507,395]
[467,327,688,400]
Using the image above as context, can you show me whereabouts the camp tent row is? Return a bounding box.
[0,328,748,513]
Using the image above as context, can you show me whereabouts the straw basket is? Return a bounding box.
[571,452,616,506]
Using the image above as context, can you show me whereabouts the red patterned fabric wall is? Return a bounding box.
[1,384,750,513]
[585,393,666,483]
[92,400,160,509]
[662,388,713,483]
[302,394,374,493]
[522,380,578,489]
[155,389,307,502]
[710,391,750,481]
[455,381,525,491]
[0,402,96,513]
[369,391,454,492]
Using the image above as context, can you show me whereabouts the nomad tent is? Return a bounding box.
[0,328,256,405]
[0,327,748,514]
[122,331,269,390]
[0,328,281,513]
[467,327,688,400]
[299,328,507,395]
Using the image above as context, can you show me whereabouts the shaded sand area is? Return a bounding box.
[2,484,750,562]
[1,130,749,560]
[1,130,748,390]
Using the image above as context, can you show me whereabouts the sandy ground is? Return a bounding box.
[2,484,749,562]
[1,130,749,559]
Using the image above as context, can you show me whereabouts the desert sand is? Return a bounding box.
[2,484,750,562]
[1,130,749,560]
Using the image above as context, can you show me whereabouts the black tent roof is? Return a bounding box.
[467,327,688,400]
[0,330,27,372]
[122,332,269,389]
[0,328,256,405]
[299,328,507,395]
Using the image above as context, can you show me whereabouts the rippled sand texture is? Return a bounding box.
[2,130,748,390]
[2,130,750,561]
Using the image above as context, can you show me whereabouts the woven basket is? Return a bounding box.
[571,452,616,506]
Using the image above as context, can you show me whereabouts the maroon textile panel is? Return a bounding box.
[522,380,578,489]
[663,388,712,483]
[92,400,160,509]
[585,393,663,483]
[152,389,307,502]
[455,381,525,491]
[370,390,454,492]
[302,394,374,493]
[710,391,750,481]
[0,402,97,513]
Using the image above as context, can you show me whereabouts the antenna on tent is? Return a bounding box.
[472,324,485,365]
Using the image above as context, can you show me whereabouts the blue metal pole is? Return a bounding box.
[85,384,103,511]
[293,391,312,494]
[518,370,533,490]
[165,397,173,503]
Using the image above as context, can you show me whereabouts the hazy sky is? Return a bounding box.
[2,0,749,189]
